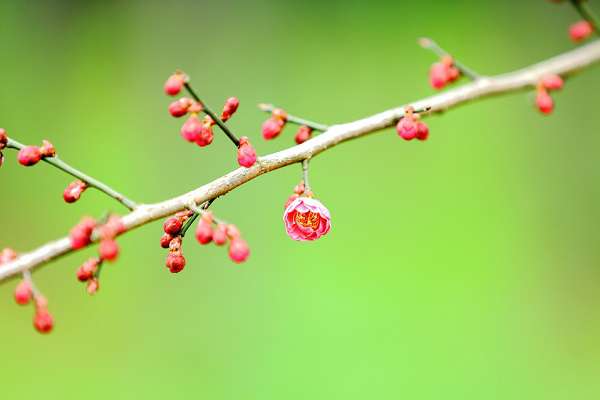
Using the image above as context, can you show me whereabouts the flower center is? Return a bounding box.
[295,211,320,230]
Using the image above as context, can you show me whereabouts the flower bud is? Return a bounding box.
[229,238,250,263]
[213,224,228,246]
[40,140,56,157]
[221,97,240,122]
[76,258,99,282]
[294,125,313,144]
[569,20,593,42]
[536,89,554,114]
[195,220,213,245]
[261,118,285,140]
[237,136,257,168]
[195,123,214,147]
[34,309,54,334]
[163,217,183,236]
[70,217,96,249]
[429,62,448,89]
[14,280,32,305]
[166,253,186,273]
[0,247,18,264]
[160,233,174,249]
[181,115,203,142]
[99,239,119,262]
[541,74,564,91]
[168,97,192,118]
[415,121,429,141]
[86,278,99,295]
[63,180,87,203]
[17,146,42,166]
[396,117,417,140]
[164,73,185,96]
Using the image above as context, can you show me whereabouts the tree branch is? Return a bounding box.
[1,39,600,282]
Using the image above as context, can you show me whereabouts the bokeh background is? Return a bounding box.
[1,0,600,399]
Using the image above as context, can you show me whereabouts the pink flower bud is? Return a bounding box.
[0,247,18,264]
[160,233,173,249]
[166,253,186,273]
[283,197,332,241]
[415,121,429,141]
[164,73,185,96]
[76,258,99,282]
[396,117,418,140]
[63,180,87,203]
[14,280,32,305]
[262,118,285,140]
[221,97,240,122]
[541,74,564,91]
[17,146,42,166]
[429,62,448,89]
[569,20,593,42]
[237,136,257,168]
[163,217,183,236]
[213,224,228,246]
[536,89,554,114]
[181,115,203,142]
[0,128,8,150]
[228,238,250,263]
[70,217,96,249]
[195,123,214,147]
[168,97,192,118]
[34,309,54,334]
[293,182,305,195]
[99,239,119,262]
[40,140,56,157]
[195,220,213,245]
[294,125,313,144]
[189,102,203,114]
[86,278,99,295]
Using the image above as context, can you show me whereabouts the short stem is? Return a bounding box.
[302,159,311,194]
[179,211,200,238]
[183,83,240,147]
[6,138,138,210]
[570,0,600,32]
[418,37,481,80]
[258,104,329,132]
[22,270,42,298]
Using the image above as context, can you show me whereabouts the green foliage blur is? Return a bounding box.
[1,1,599,398]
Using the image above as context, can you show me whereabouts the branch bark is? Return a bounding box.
[2,40,600,282]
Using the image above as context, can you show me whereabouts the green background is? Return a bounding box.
[1,1,600,399]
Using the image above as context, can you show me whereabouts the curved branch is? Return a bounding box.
[1,40,600,282]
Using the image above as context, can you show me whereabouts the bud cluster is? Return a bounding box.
[1,249,54,334]
[429,55,460,90]
[395,107,429,141]
[535,74,564,115]
[165,72,257,168]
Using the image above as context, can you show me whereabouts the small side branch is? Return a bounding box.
[6,138,138,210]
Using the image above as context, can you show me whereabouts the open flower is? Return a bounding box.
[283,197,331,241]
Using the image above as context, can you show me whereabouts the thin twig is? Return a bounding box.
[1,40,600,282]
[302,159,311,194]
[6,138,138,210]
[183,82,240,147]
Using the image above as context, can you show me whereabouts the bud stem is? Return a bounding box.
[183,83,240,147]
[6,138,138,210]
[418,37,481,80]
[302,159,311,194]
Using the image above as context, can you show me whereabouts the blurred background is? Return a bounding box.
[1,0,600,398]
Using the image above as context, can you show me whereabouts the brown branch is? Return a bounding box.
[1,40,600,282]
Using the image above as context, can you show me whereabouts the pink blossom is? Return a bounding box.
[283,197,331,241]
